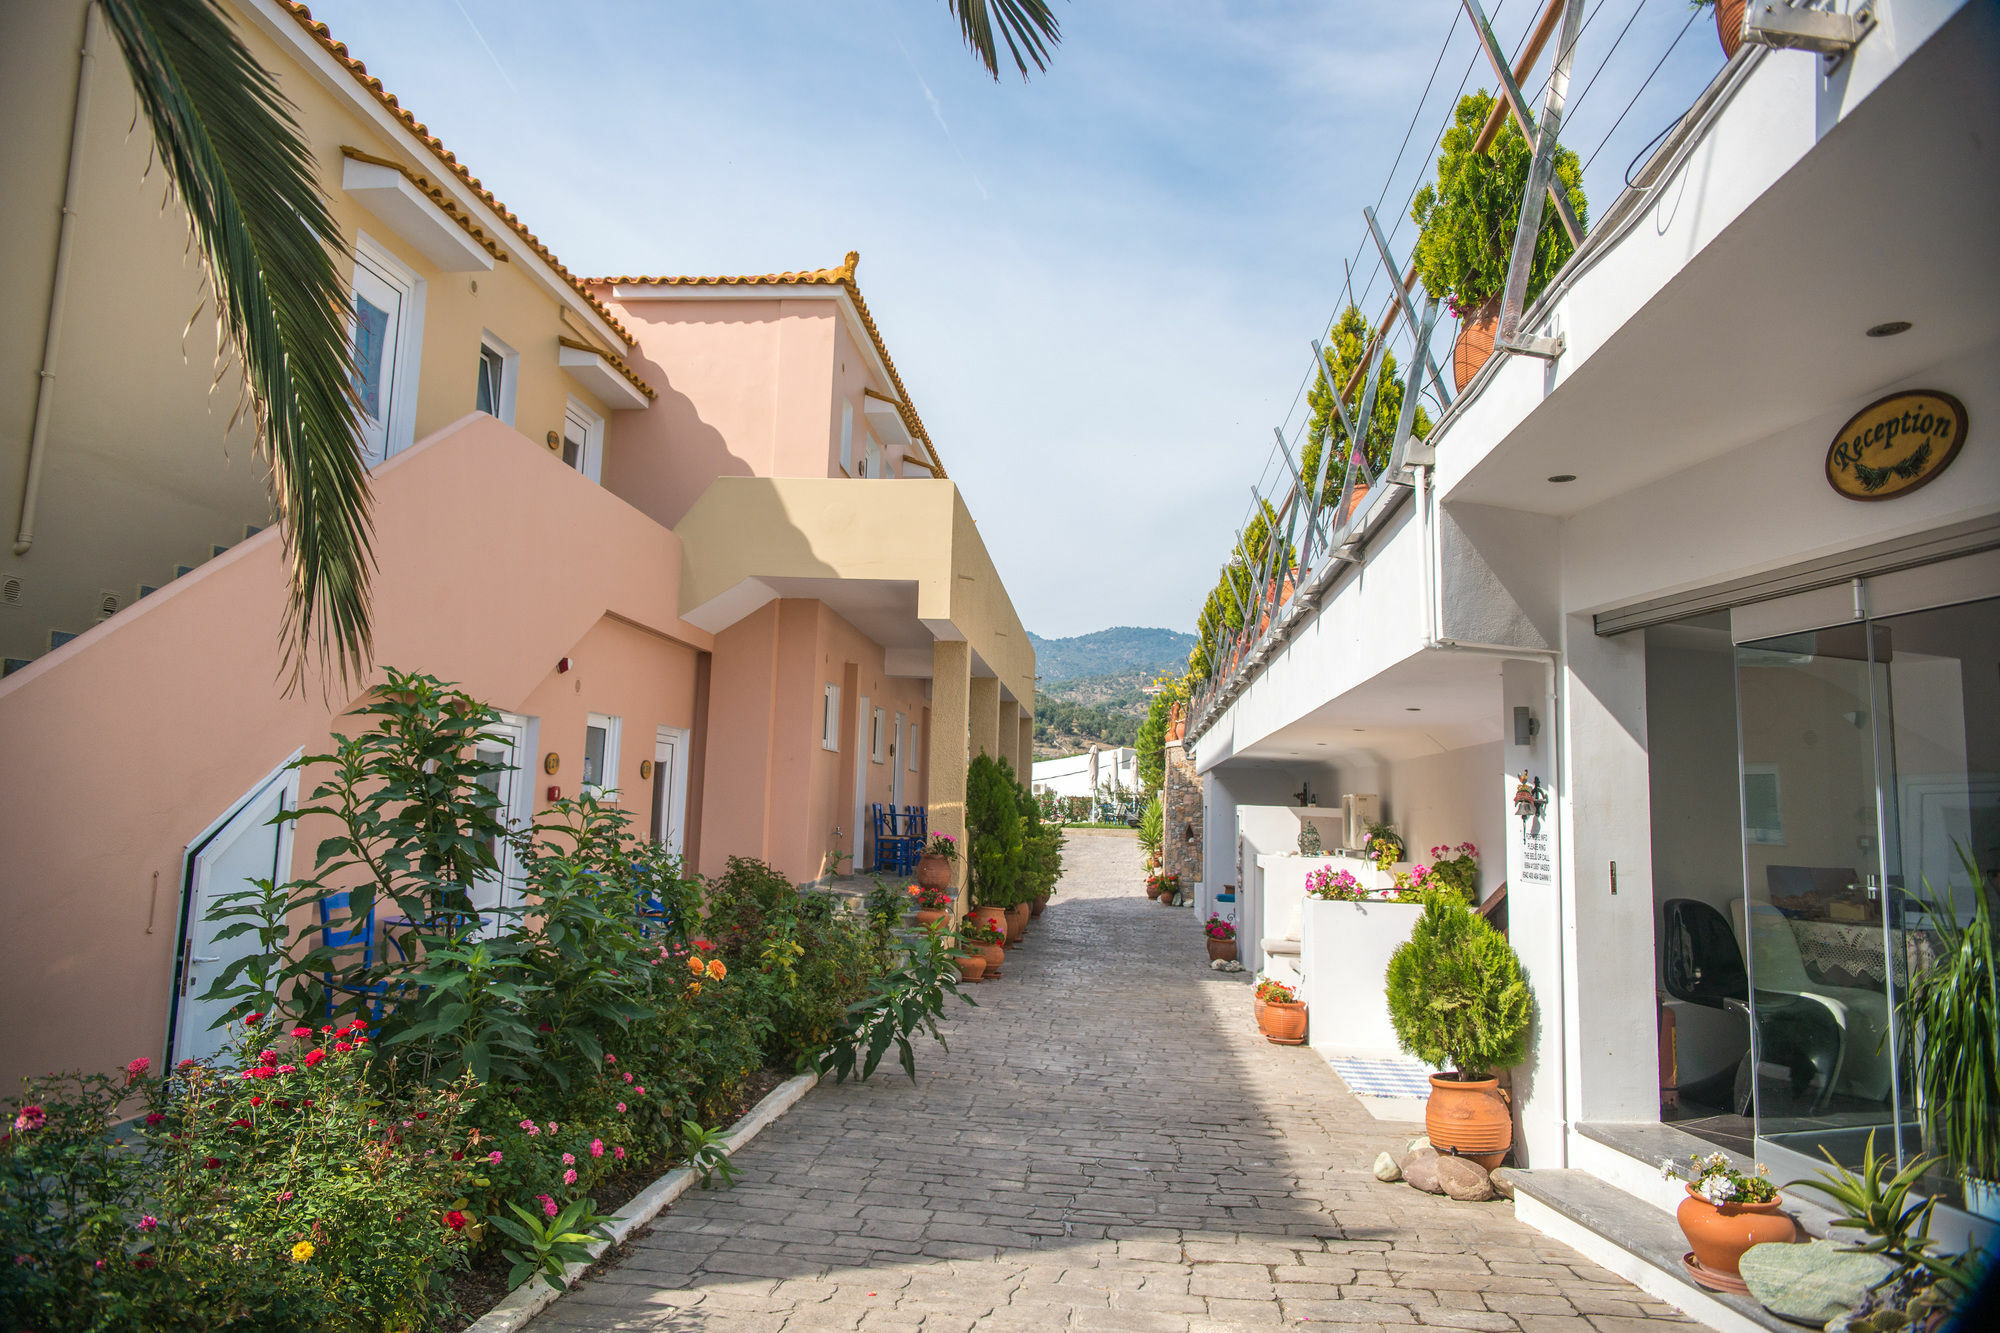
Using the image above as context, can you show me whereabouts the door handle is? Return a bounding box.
[190,955,222,963]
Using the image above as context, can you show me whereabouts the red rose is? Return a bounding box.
[242,1012,263,1025]
[204,1157,220,1169]
[334,1041,352,1053]
[303,1049,326,1067]
[144,1112,165,1126]
[249,1096,263,1107]
[443,1210,467,1231]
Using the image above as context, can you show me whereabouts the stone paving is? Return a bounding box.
[530,829,1696,1332]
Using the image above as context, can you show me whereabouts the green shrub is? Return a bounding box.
[967,754,1026,908]
[1137,794,1164,865]
[1385,889,1532,1077]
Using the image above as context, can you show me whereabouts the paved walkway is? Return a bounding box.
[531,830,1695,1332]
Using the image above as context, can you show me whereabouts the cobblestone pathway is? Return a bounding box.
[532,830,1695,1332]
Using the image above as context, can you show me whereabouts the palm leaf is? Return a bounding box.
[102,0,374,689]
[941,0,1062,80]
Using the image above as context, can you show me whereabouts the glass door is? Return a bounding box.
[1733,617,1911,1184]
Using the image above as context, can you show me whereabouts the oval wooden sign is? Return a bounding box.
[1825,390,1967,501]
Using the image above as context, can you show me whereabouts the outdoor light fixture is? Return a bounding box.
[1514,705,1541,746]
[1548,473,1577,483]
[1865,321,1912,338]
[556,656,572,673]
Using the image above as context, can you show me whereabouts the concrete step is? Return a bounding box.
[1510,1166,1793,1333]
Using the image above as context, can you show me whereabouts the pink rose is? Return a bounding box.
[590,1139,604,1158]
[488,1150,503,1164]
[562,1153,575,1166]
[616,1103,627,1113]
[614,1146,625,1160]
[563,1168,578,1185]
[125,1057,151,1081]
[538,1194,557,1218]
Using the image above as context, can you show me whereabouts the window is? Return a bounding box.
[349,236,424,465]
[561,399,603,482]
[907,722,920,772]
[474,331,517,425]
[1743,763,1784,845]
[839,399,854,474]
[871,707,886,764]
[582,712,621,798]
[863,432,883,480]
[821,684,840,751]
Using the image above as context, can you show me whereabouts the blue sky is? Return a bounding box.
[310,0,1723,639]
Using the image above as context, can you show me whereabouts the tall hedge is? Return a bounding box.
[967,753,1025,908]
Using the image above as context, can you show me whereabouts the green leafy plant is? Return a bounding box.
[1897,845,2000,1187]
[1364,821,1405,870]
[1255,978,1298,1004]
[967,754,1028,907]
[1137,793,1165,866]
[1410,91,1587,319]
[1660,1149,1779,1205]
[817,925,975,1084]
[1302,303,1434,498]
[490,1195,617,1292]
[1386,889,1533,1078]
[678,1120,739,1190]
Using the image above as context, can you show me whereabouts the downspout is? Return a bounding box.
[1412,458,1570,1164]
[14,1,97,556]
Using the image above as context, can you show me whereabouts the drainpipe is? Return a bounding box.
[14,2,97,556]
[1411,458,1571,1165]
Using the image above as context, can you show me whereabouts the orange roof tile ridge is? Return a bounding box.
[282,2,634,346]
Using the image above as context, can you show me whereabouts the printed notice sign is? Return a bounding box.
[1506,770,1554,890]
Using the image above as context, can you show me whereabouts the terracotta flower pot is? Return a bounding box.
[1206,937,1237,962]
[1253,996,1267,1026]
[1261,1001,1308,1045]
[979,941,1005,977]
[1145,882,1164,899]
[955,954,987,983]
[915,908,947,928]
[1005,903,1029,944]
[916,853,952,890]
[971,905,1008,939]
[1452,295,1502,391]
[1159,890,1178,906]
[1678,1187,1796,1285]
[1425,1074,1512,1169]
[1030,894,1048,918]
[1715,0,1746,59]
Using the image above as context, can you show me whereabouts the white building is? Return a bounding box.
[1031,745,1139,802]
[1186,1,1997,1324]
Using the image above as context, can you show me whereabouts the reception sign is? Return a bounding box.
[1825,390,1967,501]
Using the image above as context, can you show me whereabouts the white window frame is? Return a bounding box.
[907,721,921,772]
[352,233,425,463]
[476,330,519,425]
[870,706,887,764]
[822,684,841,751]
[562,397,605,483]
[472,713,535,932]
[583,712,622,800]
[839,398,855,474]
[652,725,692,856]
[862,430,883,480]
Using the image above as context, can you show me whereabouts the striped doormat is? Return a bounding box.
[1328,1056,1438,1099]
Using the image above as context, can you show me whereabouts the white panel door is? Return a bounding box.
[653,727,689,856]
[892,713,906,811]
[350,255,410,466]
[170,767,297,1065]
[470,716,531,932]
[853,693,870,870]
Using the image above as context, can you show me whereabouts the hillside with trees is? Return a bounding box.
[1029,627,1193,759]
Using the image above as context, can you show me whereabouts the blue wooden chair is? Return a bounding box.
[317,891,385,1022]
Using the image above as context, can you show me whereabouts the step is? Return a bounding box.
[1510,1167,1793,1333]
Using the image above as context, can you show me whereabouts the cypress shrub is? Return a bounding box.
[1385,889,1533,1078]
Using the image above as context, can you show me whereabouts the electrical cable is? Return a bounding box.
[1582,4,1699,173]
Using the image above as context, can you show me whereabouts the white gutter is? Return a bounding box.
[14,1,97,557]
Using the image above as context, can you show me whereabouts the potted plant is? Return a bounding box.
[1362,821,1405,871]
[907,881,952,927]
[916,833,957,890]
[1256,978,1307,1045]
[1690,1,1747,60]
[1156,873,1182,907]
[1898,848,2000,1218]
[1410,91,1586,389]
[1424,843,1479,905]
[1661,1151,1795,1291]
[958,911,1005,978]
[1004,899,1030,945]
[952,937,987,984]
[1386,889,1533,1168]
[1204,915,1237,963]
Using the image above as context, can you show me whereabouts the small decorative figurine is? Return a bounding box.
[1298,818,1322,856]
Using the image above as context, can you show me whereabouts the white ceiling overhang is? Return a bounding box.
[558,343,650,409]
[340,155,493,272]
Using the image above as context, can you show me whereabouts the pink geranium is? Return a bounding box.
[590,1139,604,1158]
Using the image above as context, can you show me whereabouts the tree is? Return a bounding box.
[103,0,374,687]
[1300,304,1433,501]
[1134,674,1187,794]
[941,0,1063,80]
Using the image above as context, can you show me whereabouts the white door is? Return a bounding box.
[350,250,415,466]
[653,727,689,856]
[853,692,871,871]
[892,712,907,811]
[470,715,531,932]
[562,399,604,482]
[170,764,298,1066]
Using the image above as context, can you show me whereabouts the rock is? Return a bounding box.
[1488,1167,1516,1200]
[1407,1137,1436,1159]
[1437,1155,1495,1202]
[1210,958,1245,973]
[1739,1240,1895,1328]
[1373,1152,1402,1182]
[1404,1154,1444,1194]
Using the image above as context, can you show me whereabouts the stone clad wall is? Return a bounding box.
[1162,737,1203,889]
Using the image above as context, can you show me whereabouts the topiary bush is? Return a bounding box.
[1385,889,1533,1077]
[966,753,1026,908]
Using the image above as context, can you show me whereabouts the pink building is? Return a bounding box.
[0,0,1033,1090]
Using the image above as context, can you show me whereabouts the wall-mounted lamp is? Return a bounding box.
[556,656,572,674]
[1513,706,1541,747]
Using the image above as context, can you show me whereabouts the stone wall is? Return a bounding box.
[1162,737,1203,887]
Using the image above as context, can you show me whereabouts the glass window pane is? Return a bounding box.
[352,295,389,419]
[583,724,607,788]
[477,347,502,416]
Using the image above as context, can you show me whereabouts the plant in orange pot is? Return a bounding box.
[1255,978,1307,1045]
[1386,889,1533,1169]
[1663,1151,1795,1293]
[907,881,953,927]
[958,911,1005,978]
[1411,92,1586,391]
[1204,915,1237,963]
[916,832,957,890]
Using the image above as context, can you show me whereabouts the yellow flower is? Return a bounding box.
[687,955,705,976]
[706,959,727,981]
[290,1240,315,1263]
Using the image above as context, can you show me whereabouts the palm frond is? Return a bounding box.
[941,0,1062,80]
[103,0,374,690]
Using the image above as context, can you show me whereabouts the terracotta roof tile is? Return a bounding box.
[282,2,634,346]
[592,253,946,478]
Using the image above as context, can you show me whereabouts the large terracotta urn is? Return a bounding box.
[1167,703,1187,742]
[1715,0,1746,59]
[954,953,987,983]
[1030,894,1049,918]
[971,905,1008,939]
[1678,1188,1797,1289]
[979,940,1005,977]
[915,854,952,890]
[1206,937,1237,963]
[1425,1074,1512,1169]
[1452,296,1502,391]
[914,908,947,928]
[1260,1001,1308,1046]
[1004,902,1029,944]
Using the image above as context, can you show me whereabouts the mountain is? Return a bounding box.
[1027,627,1194,684]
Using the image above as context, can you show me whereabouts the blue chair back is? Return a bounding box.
[318,891,385,1021]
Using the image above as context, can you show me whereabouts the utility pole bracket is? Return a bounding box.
[1744,2,1876,70]
[1499,331,1566,361]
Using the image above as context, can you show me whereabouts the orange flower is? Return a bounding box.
[686,980,702,995]
[706,959,727,981]
[687,955,705,976]
[906,885,920,896]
